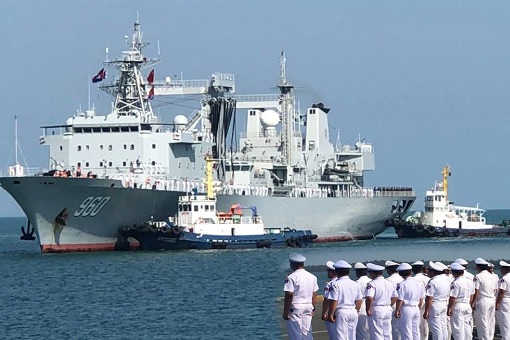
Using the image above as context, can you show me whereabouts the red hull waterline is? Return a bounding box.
[39,236,370,253]
[41,242,140,253]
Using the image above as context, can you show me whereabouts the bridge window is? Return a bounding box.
[122,161,126,166]
[86,145,90,151]
[194,205,198,212]
[123,144,127,150]
[100,145,104,150]
[77,145,81,151]
[108,162,112,166]
[85,162,89,167]
[205,205,209,211]
[152,144,156,149]
[84,127,91,133]
[108,145,112,151]
[121,127,129,132]
[99,162,103,167]
[93,127,100,133]
[111,127,120,132]
[130,144,134,150]
[59,146,63,151]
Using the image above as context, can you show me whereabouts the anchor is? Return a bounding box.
[20,220,36,241]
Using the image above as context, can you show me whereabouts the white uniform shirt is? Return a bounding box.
[474,270,498,299]
[324,278,338,300]
[366,276,398,306]
[284,268,319,304]
[425,274,451,303]
[357,275,371,297]
[387,273,404,284]
[414,273,430,288]
[330,276,363,308]
[397,277,425,305]
[450,276,475,304]
[499,273,510,299]
[464,271,474,281]
[357,275,371,315]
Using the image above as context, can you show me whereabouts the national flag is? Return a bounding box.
[147,69,154,84]
[92,68,106,83]
[148,86,155,100]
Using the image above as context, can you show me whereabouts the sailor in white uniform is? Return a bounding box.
[455,258,474,280]
[322,260,338,340]
[365,263,398,340]
[355,262,371,340]
[496,260,510,340]
[488,262,498,276]
[283,252,319,340]
[386,260,404,340]
[328,260,362,340]
[423,261,451,340]
[447,262,475,340]
[394,263,425,340]
[412,260,430,340]
[472,257,498,340]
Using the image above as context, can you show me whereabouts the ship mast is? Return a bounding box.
[278,51,294,165]
[442,165,451,200]
[101,20,159,124]
[14,115,18,165]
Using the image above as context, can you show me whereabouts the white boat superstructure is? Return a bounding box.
[418,166,495,230]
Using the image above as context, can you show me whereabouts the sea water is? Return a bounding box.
[0,211,509,339]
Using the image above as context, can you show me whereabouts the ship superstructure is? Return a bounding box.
[214,53,416,241]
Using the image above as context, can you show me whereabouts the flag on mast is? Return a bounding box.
[92,68,107,83]
[148,86,155,100]
[147,69,154,84]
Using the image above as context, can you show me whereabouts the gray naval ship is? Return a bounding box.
[0,21,415,253]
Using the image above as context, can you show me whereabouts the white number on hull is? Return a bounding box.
[74,196,111,217]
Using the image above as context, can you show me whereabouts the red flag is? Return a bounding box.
[147,69,154,84]
[92,68,106,83]
[148,86,155,100]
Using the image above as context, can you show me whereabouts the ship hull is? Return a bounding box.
[215,193,416,241]
[121,226,316,251]
[0,177,185,253]
[0,176,415,252]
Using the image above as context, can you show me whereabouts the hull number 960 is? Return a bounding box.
[74,196,111,217]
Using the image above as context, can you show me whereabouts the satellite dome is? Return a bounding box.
[173,115,188,125]
[260,109,280,128]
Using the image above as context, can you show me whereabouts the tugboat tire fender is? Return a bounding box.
[427,226,435,234]
[287,238,296,247]
[415,225,424,233]
[160,225,169,233]
[171,226,181,235]
[295,236,303,247]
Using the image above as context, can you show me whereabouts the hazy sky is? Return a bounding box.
[1,1,510,216]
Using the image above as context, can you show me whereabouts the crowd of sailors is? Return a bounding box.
[283,253,510,339]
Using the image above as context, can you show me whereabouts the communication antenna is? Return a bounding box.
[157,40,161,56]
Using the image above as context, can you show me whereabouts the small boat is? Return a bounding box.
[118,157,317,250]
[388,166,510,238]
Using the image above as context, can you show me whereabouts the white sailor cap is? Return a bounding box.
[475,258,488,265]
[289,252,306,263]
[500,260,510,268]
[367,263,385,271]
[451,262,465,271]
[334,260,352,269]
[488,263,494,268]
[428,261,444,272]
[385,260,399,267]
[397,263,412,271]
[455,258,468,266]
[354,262,367,269]
[326,261,335,270]
[412,260,424,266]
[436,262,448,270]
